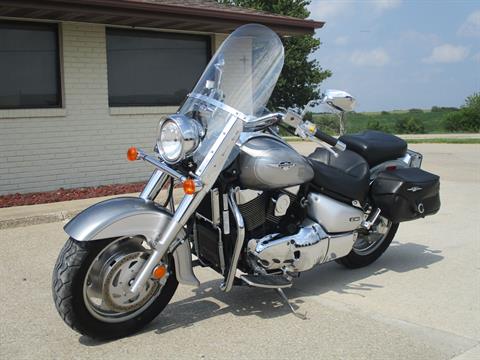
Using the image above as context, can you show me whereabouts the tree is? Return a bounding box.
[218,0,331,109]
[444,92,480,132]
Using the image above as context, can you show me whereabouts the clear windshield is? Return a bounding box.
[178,24,284,162]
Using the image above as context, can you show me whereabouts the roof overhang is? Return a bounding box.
[0,0,324,35]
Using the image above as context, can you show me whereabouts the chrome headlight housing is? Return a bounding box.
[156,114,202,164]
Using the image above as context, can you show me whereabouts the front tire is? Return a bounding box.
[52,237,178,340]
[337,219,399,269]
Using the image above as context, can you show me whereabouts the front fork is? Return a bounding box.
[129,115,244,294]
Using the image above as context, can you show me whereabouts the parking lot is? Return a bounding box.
[1,143,479,359]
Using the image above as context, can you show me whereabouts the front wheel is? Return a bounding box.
[337,217,399,269]
[52,236,178,340]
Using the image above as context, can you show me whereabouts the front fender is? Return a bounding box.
[64,197,199,286]
[65,197,172,242]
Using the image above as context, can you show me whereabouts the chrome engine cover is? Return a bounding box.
[248,219,357,272]
[307,192,364,233]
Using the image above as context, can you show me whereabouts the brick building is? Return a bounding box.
[0,0,322,195]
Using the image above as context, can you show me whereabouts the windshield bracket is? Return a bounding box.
[188,93,249,122]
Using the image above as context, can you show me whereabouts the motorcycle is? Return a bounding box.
[52,24,441,340]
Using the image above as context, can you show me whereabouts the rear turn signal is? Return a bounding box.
[183,178,196,195]
[127,147,138,161]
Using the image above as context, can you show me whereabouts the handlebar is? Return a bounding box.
[313,128,346,151]
[313,128,337,147]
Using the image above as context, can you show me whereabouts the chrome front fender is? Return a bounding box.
[64,197,199,286]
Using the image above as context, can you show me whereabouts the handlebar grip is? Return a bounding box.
[314,129,338,147]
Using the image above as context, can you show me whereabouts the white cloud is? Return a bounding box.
[371,0,402,12]
[350,48,390,66]
[473,52,480,63]
[458,10,480,37]
[308,0,350,21]
[308,0,401,21]
[334,35,349,45]
[422,44,470,64]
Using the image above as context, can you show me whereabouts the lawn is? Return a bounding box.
[311,108,461,135]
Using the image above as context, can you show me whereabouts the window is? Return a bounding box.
[106,28,210,107]
[0,21,61,109]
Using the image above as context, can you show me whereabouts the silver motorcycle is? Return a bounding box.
[52,24,441,340]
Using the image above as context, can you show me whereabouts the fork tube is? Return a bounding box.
[140,170,169,201]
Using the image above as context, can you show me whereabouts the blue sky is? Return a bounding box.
[307,0,480,111]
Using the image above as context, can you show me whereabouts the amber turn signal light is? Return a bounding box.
[127,147,138,161]
[183,178,196,195]
[152,265,167,280]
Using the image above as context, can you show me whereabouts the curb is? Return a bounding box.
[0,209,81,230]
[0,190,184,230]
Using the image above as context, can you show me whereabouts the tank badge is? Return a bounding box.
[278,161,296,171]
[407,186,422,192]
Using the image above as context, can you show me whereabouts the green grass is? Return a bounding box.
[282,136,479,144]
[312,108,459,134]
[405,138,480,144]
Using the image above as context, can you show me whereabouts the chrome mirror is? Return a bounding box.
[323,89,356,112]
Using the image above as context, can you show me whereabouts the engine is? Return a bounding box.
[193,184,365,276]
[235,188,302,237]
[240,189,364,274]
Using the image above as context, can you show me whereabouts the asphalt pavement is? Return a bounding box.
[0,143,479,359]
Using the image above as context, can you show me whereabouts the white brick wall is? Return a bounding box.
[0,22,224,195]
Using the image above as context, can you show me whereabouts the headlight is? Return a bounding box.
[157,114,201,163]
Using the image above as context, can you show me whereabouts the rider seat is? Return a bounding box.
[339,130,407,167]
[308,148,370,203]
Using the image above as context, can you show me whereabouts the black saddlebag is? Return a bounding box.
[371,168,440,223]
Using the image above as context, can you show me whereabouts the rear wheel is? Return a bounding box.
[337,217,399,269]
[52,236,178,340]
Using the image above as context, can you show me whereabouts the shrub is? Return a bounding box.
[314,114,339,135]
[432,106,458,112]
[367,119,392,133]
[395,117,425,134]
[303,111,313,121]
[444,93,480,132]
[408,108,424,113]
[444,109,480,132]
[381,111,390,115]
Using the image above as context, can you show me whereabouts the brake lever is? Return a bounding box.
[295,122,339,158]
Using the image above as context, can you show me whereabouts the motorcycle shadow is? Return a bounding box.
[79,240,442,344]
[151,240,442,335]
[292,241,443,298]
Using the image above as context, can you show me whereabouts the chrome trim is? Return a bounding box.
[407,149,423,168]
[361,208,381,230]
[188,92,249,122]
[220,188,245,292]
[211,188,221,226]
[157,114,202,164]
[137,148,186,181]
[222,193,230,235]
[140,170,169,201]
[243,112,283,131]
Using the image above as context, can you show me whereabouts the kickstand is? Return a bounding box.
[276,288,307,320]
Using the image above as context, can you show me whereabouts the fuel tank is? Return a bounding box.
[238,135,314,190]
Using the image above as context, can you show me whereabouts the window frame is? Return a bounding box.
[0,20,62,110]
[105,27,212,108]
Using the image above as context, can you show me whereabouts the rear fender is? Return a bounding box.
[64,197,199,286]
